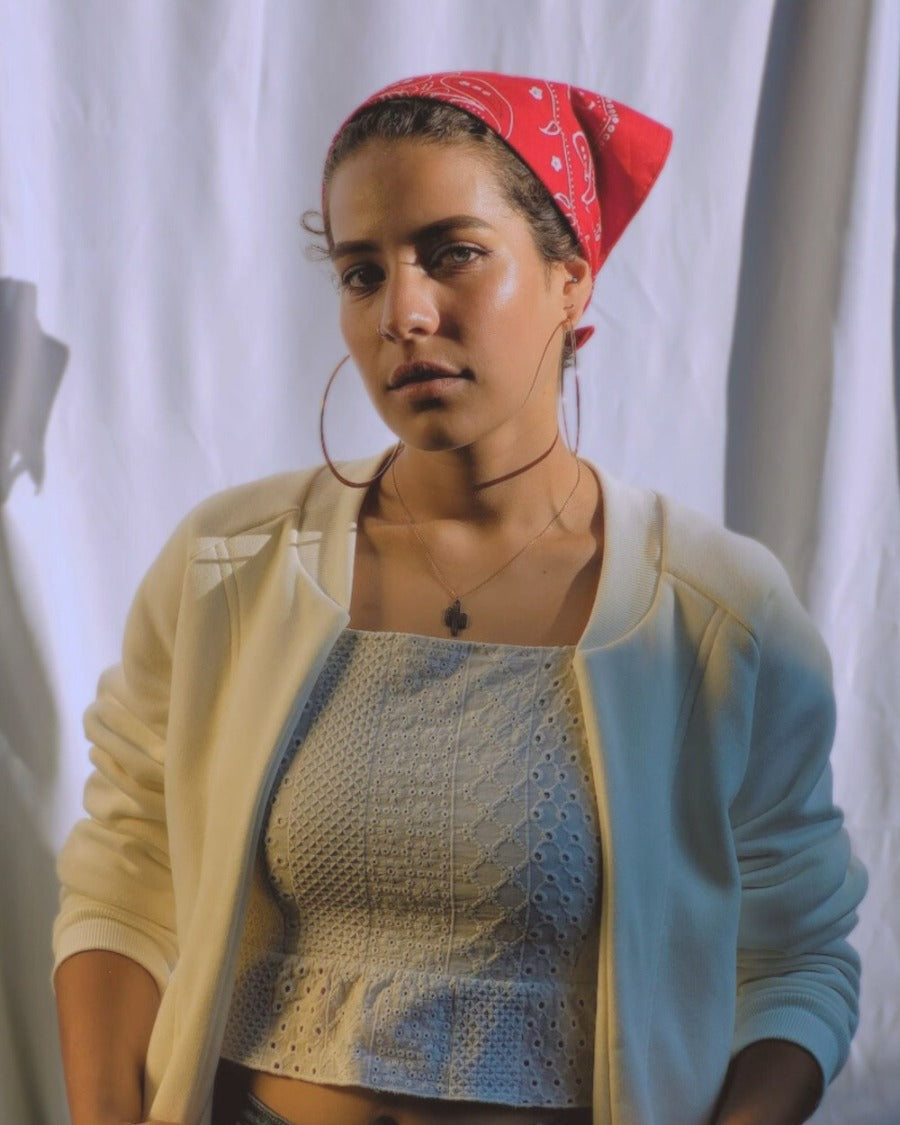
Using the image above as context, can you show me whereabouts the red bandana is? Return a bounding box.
[332,72,672,344]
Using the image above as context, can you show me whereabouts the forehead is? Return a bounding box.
[326,138,516,242]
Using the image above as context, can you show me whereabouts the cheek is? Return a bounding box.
[338,299,356,337]
[492,257,528,310]
[337,312,380,398]
[473,253,522,316]
[484,253,551,326]
[457,265,534,345]
[339,302,373,356]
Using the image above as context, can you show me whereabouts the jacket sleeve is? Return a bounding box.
[728,571,867,1085]
[52,518,191,995]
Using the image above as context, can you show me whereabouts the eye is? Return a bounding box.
[338,263,383,293]
[429,243,485,271]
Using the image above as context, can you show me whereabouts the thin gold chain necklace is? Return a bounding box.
[390,455,582,636]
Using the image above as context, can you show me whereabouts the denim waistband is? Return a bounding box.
[233,1090,296,1125]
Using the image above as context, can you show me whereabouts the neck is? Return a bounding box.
[382,430,579,527]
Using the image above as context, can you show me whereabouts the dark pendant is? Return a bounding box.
[443,599,469,636]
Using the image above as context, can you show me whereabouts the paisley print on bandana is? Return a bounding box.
[367,73,517,140]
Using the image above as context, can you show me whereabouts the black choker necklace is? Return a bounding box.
[472,431,559,490]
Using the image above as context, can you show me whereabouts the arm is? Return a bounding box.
[54,524,187,1123]
[55,951,164,1125]
[726,574,866,1110]
[713,1039,822,1124]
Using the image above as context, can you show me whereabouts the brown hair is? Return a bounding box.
[306,97,582,269]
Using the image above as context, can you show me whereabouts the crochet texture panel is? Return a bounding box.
[222,630,602,1108]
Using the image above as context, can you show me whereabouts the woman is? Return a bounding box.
[53,72,865,1125]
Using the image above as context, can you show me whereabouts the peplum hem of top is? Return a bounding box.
[221,952,595,1108]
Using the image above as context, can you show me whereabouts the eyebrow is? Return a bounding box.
[330,214,494,260]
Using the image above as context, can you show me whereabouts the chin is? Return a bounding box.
[389,413,481,454]
[400,432,471,456]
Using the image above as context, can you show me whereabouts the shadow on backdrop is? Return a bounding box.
[724,0,870,603]
[0,277,68,1122]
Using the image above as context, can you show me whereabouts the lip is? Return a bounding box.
[388,361,468,390]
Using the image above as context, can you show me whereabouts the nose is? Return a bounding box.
[378,262,439,341]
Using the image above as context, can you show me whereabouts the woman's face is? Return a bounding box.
[326,138,589,456]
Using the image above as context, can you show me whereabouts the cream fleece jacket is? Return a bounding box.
[53,457,866,1125]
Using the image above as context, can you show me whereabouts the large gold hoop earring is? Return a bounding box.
[560,321,581,455]
[319,353,404,488]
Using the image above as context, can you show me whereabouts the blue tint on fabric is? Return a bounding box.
[233,1090,295,1125]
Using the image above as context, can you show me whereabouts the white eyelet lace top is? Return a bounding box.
[222,628,602,1108]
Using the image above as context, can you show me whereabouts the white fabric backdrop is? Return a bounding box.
[1,1,897,1121]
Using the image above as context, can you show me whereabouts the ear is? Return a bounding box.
[560,256,592,325]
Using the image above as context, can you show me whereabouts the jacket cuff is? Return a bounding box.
[732,993,849,1087]
[52,908,173,997]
